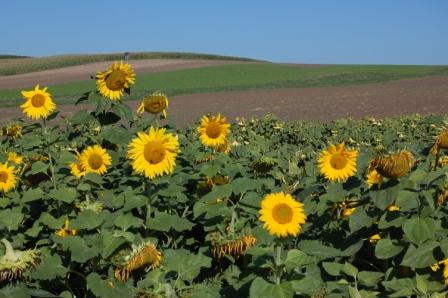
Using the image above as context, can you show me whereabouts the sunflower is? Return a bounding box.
[96,61,135,100]
[114,242,161,281]
[211,235,256,259]
[366,169,383,189]
[333,199,357,219]
[259,192,307,238]
[197,114,230,149]
[1,123,22,139]
[7,152,23,165]
[368,234,381,244]
[431,259,448,285]
[0,239,40,282]
[55,219,77,237]
[20,85,56,120]
[79,145,112,175]
[387,204,400,212]
[369,150,415,179]
[127,127,179,179]
[0,163,16,193]
[137,92,169,118]
[318,143,358,182]
[69,152,86,178]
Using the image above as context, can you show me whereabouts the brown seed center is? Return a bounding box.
[272,203,293,224]
[88,154,103,170]
[330,153,348,170]
[144,142,165,164]
[105,71,126,91]
[31,94,46,108]
[206,122,222,139]
[0,171,8,183]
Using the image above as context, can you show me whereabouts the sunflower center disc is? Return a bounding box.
[0,171,8,183]
[330,153,348,170]
[145,98,164,114]
[144,142,166,164]
[31,94,46,108]
[88,154,103,170]
[206,122,222,139]
[272,203,293,224]
[105,71,126,91]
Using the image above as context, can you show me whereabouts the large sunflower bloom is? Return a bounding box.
[127,127,179,179]
[197,114,230,149]
[137,92,169,119]
[79,145,112,175]
[318,143,358,182]
[20,85,56,120]
[0,163,16,193]
[259,192,307,238]
[96,61,135,100]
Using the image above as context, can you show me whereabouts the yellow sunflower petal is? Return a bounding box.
[0,163,17,193]
[96,61,136,101]
[197,114,230,149]
[20,85,56,120]
[318,142,358,182]
[79,145,112,175]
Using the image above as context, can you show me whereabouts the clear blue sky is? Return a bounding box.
[1,0,447,64]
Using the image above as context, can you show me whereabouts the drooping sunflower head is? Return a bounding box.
[0,239,41,282]
[20,85,56,120]
[114,242,161,281]
[259,192,307,238]
[0,163,16,193]
[211,235,257,259]
[431,127,448,155]
[368,150,415,179]
[79,145,112,175]
[96,61,136,100]
[1,123,22,139]
[333,199,357,219]
[7,152,23,165]
[197,114,230,149]
[137,92,169,118]
[366,169,383,189]
[318,142,358,182]
[127,127,180,180]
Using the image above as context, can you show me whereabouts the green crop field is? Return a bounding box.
[0,52,258,76]
[0,63,447,107]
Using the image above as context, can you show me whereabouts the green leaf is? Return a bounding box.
[122,195,147,211]
[201,184,233,202]
[21,188,44,203]
[0,207,23,231]
[249,278,294,298]
[60,236,101,263]
[290,276,323,296]
[298,240,341,258]
[28,161,48,175]
[231,177,262,195]
[114,213,143,231]
[415,274,428,295]
[395,190,419,212]
[70,210,105,229]
[147,211,194,232]
[375,239,403,259]
[49,187,77,203]
[403,217,435,245]
[164,249,211,281]
[70,110,95,124]
[349,207,374,233]
[322,262,344,276]
[401,241,438,268]
[342,262,358,278]
[358,271,384,286]
[348,286,362,298]
[87,272,134,298]
[284,249,315,270]
[101,231,126,258]
[59,151,77,164]
[30,252,68,280]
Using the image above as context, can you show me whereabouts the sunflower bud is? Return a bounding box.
[369,150,415,179]
[0,239,40,282]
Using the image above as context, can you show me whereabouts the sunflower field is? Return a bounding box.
[1,62,448,298]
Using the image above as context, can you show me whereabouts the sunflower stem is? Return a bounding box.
[274,242,283,285]
[1,239,18,262]
[229,206,237,237]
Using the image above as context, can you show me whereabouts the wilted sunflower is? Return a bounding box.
[333,199,357,219]
[7,152,23,165]
[55,219,77,237]
[1,123,22,139]
[69,152,86,178]
[20,85,56,120]
[0,239,40,282]
[366,169,383,189]
[127,127,179,179]
[0,163,16,193]
[96,61,135,100]
[114,242,161,281]
[368,150,415,179]
[137,92,169,118]
[197,114,230,149]
[79,145,112,175]
[259,192,307,238]
[318,143,358,182]
[211,235,256,259]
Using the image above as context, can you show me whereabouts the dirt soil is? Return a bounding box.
[0,59,244,89]
[1,76,447,127]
